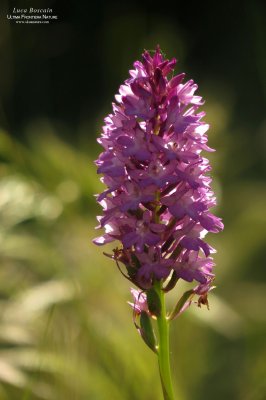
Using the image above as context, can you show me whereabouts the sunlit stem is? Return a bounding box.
[155,281,175,400]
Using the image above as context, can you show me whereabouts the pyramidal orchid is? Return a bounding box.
[94,47,223,400]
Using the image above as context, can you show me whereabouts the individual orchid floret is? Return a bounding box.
[128,288,150,317]
[168,278,216,320]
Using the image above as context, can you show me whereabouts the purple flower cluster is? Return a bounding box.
[94,47,223,298]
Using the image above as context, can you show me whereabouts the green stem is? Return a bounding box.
[155,281,175,400]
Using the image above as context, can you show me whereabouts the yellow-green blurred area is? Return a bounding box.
[0,0,265,399]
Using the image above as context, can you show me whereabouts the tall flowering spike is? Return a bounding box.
[94,47,223,400]
[94,46,223,301]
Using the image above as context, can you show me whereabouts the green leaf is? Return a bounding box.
[168,290,195,321]
[140,312,157,354]
[147,288,161,317]
[163,271,179,292]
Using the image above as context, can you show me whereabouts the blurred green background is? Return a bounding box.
[0,0,265,399]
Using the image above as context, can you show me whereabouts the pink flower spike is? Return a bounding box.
[94,46,223,297]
